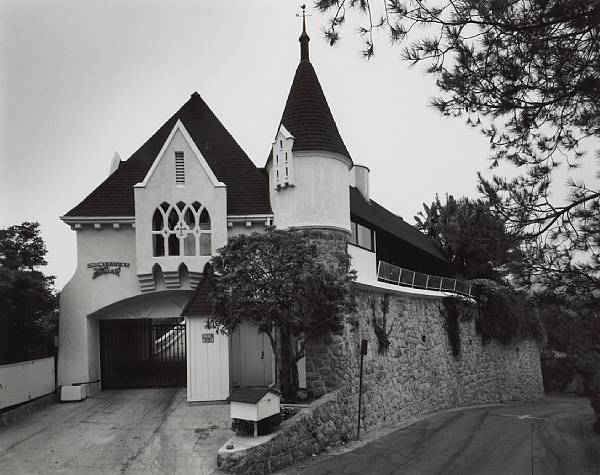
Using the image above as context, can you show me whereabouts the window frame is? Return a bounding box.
[151,201,212,257]
[349,218,375,252]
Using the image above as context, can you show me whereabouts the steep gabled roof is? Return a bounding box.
[349,187,447,262]
[64,92,272,218]
[181,274,214,317]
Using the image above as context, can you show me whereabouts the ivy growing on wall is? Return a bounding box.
[370,294,395,354]
[472,280,544,345]
[441,280,544,357]
[441,297,474,358]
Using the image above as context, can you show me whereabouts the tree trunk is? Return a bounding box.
[279,327,299,402]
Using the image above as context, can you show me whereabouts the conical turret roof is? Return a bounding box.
[271,21,351,161]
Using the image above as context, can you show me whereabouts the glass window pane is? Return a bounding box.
[152,209,163,231]
[183,233,196,256]
[357,223,372,250]
[199,233,211,255]
[168,234,180,256]
[184,208,195,228]
[153,234,164,257]
[350,221,358,245]
[168,208,179,230]
[199,209,211,230]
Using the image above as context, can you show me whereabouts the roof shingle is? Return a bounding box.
[228,387,280,404]
[180,274,214,317]
[268,58,351,162]
[349,186,447,262]
[64,92,272,217]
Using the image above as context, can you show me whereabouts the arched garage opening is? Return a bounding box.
[89,290,192,390]
[99,318,186,388]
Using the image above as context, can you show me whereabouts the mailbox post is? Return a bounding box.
[357,338,368,440]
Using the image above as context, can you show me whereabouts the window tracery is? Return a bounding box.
[152,201,212,257]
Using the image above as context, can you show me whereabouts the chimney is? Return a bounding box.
[354,164,370,201]
[109,151,122,176]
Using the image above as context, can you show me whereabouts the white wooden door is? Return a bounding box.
[186,317,229,401]
[230,323,274,387]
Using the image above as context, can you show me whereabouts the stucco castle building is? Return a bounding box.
[58,19,448,401]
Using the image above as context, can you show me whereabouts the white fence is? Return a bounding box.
[0,357,55,410]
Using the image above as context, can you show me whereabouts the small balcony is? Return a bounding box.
[377,260,473,297]
[348,244,472,297]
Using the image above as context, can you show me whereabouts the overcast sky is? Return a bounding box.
[1,0,511,288]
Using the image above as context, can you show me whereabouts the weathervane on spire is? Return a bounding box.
[296,4,311,61]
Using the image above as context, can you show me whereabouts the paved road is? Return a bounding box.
[291,396,599,475]
[0,389,230,474]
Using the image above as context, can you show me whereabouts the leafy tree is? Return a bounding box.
[317,0,600,429]
[415,195,519,281]
[316,0,600,303]
[206,228,355,401]
[0,222,58,364]
[416,195,543,347]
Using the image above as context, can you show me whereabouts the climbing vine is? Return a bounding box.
[370,294,395,354]
[441,280,544,356]
[472,280,543,345]
[441,296,474,358]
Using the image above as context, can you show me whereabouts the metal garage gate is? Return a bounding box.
[99,319,186,389]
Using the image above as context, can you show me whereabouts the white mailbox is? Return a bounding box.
[228,387,281,436]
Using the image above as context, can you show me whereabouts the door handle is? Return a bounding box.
[261,351,264,359]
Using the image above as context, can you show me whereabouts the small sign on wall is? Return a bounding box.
[202,333,214,343]
[87,261,130,279]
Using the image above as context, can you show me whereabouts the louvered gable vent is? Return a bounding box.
[175,151,185,184]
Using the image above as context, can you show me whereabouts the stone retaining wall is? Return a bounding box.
[219,285,544,473]
[217,390,354,474]
[338,287,544,432]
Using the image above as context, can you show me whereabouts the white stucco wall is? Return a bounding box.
[58,226,139,388]
[134,127,227,278]
[59,123,229,392]
[267,150,351,233]
[348,243,377,282]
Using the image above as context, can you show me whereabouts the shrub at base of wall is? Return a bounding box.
[217,390,354,474]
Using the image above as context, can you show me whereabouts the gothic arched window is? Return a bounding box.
[151,202,212,257]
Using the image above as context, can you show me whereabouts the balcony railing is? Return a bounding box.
[377,260,473,297]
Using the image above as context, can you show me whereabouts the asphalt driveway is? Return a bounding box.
[0,388,231,474]
[287,395,599,475]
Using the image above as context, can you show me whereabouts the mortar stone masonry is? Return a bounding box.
[219,286,544,473]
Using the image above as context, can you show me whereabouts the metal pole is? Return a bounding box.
[357,339,367,440]
[357,351,364,440]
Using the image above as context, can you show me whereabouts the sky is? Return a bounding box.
[0,0,510,289]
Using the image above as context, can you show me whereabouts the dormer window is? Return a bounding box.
[273,126,294,189]
[152,201,212,257]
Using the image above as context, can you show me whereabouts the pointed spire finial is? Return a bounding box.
[299,4,310,62]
